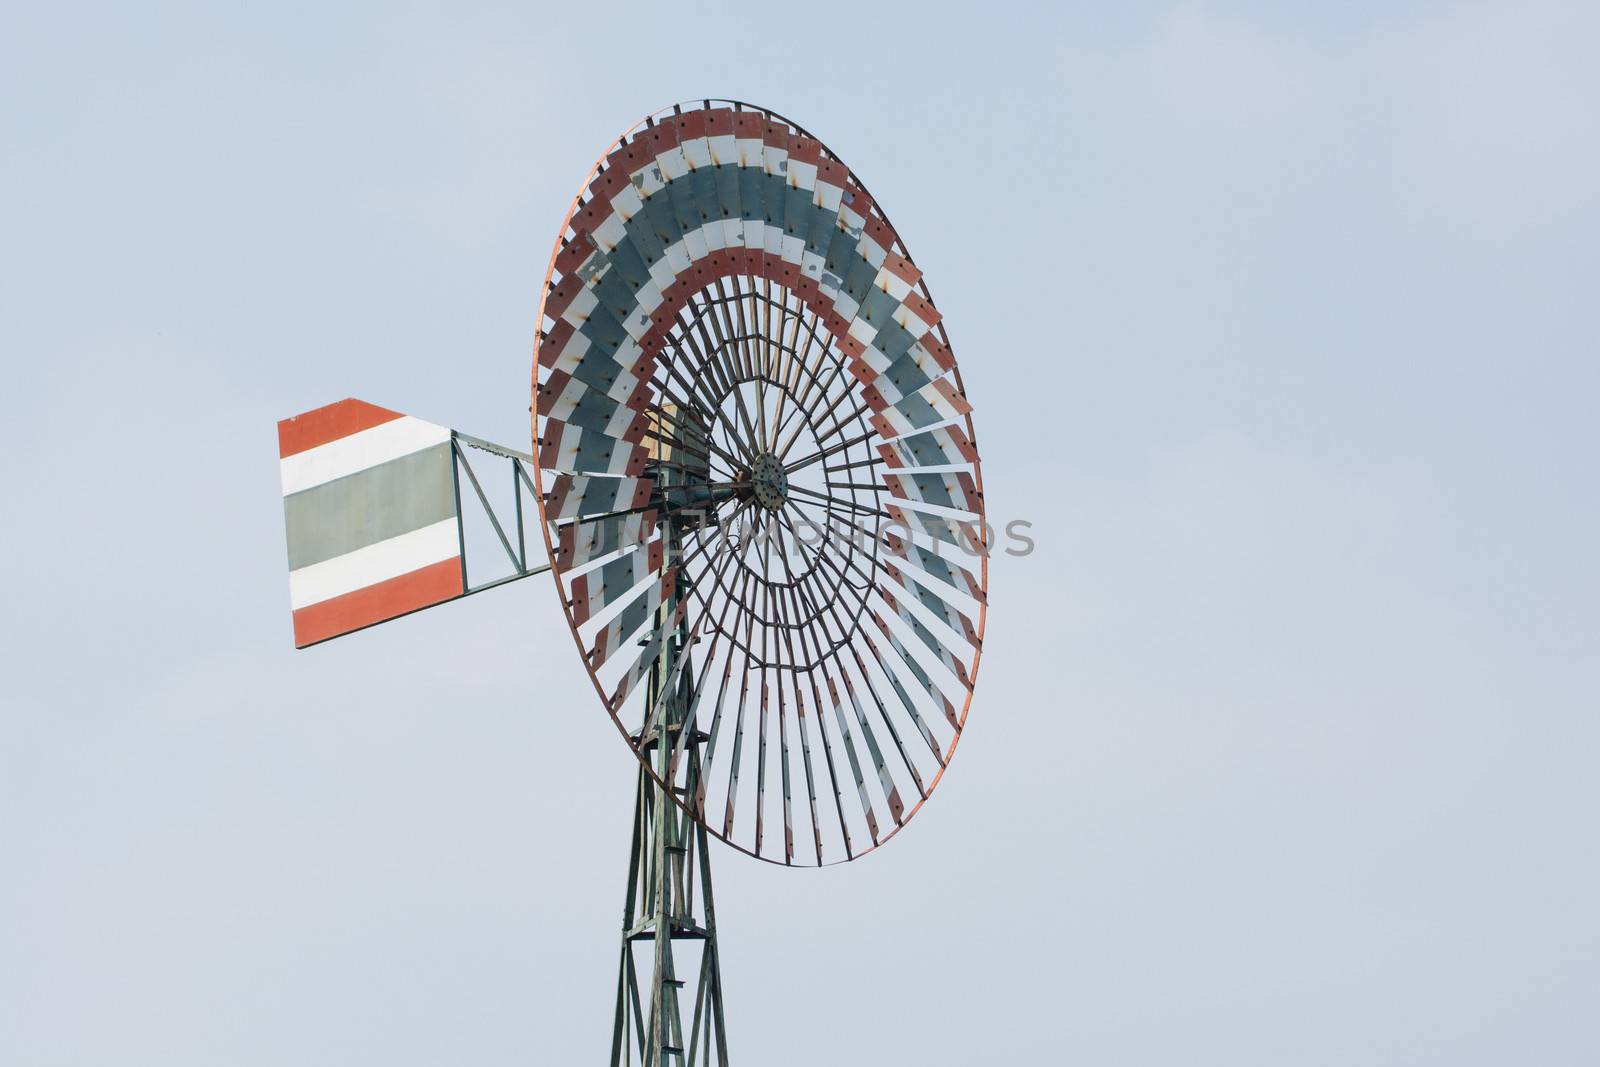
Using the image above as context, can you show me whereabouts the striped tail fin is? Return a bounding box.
[278,398,466,647]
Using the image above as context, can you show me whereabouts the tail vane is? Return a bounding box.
[277,399,547,648]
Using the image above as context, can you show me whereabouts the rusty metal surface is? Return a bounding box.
[531,100,987,866]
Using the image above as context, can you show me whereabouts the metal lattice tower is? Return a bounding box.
[611,424,729,1066]
[612,716,728,1065]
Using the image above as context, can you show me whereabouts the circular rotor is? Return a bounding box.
[531,100,987,865]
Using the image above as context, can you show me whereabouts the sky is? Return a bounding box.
[3,1,1597,1063]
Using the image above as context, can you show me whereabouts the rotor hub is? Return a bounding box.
[746,452,788,512]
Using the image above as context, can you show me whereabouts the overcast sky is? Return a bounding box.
[4,2,1597,1064]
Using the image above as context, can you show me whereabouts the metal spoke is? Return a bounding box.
[782,430,877,476]
[786,485,894,522]
[643,389,747,476]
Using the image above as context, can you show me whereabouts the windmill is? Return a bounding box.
[275,100,987,1065]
